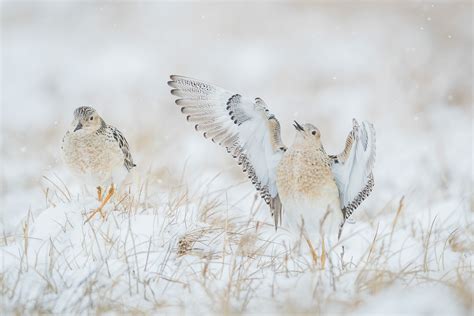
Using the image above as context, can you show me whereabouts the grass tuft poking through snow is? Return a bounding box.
[1,171,471,314]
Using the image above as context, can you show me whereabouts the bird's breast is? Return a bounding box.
[276,148,338,201]
[61,132,124,184]
[276,148,342,234]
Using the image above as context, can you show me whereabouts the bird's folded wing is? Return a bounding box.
[110,126,136,171]
[330,119,376,222]
[168,75,286,227]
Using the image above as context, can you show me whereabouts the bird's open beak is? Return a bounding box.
[293,120,304,132]
[74,122,83,132]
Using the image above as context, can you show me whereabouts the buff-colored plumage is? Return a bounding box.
[168,75,376,244]
[62,130,125,184]
[276,126,342,237]
[277,140,335,201]
[61,106,135,186]
[61,106,136,221]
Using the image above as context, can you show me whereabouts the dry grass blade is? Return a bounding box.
[389,196,404,246]
[42,175,71,203]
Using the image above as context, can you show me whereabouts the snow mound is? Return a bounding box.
[1,184,471,314]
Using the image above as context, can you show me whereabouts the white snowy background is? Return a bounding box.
[1,2,472,315]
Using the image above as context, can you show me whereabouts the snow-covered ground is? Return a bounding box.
[1,2,472,314]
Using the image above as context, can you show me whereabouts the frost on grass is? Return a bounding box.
[1,175,471,314]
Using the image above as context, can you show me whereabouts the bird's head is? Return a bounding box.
[71,106,104,134]
[293,121,322,147]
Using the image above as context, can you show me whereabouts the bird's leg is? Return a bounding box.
[97,186,103,202]
[303,233,319,266]
[85,185,115,223]
[99,185,115,218]
[320,237,326,269]
[300,216,319,266]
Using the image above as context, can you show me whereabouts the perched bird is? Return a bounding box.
[61,106,136,222]
[168,75,376,252]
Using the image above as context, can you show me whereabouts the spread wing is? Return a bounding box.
[330,119,376,223]
[110,126,136,171]
[168,75,286,227]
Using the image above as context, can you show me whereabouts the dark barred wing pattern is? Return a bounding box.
[110,126,136,171]
[342,173,374,220]
[168,75,286,227]
[331,119,376,224]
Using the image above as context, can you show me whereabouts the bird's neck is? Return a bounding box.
[291,136,324,153]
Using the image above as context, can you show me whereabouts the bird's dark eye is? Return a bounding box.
[90,116,94,121]
[312,131,316,135]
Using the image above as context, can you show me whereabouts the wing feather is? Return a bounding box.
[109,126,136,172]
[168,75,286,227]
[331,119,376,223]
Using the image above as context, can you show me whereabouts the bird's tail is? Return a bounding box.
[270,194,283,230]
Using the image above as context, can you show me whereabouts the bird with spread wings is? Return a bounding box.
[168,75,375,240]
